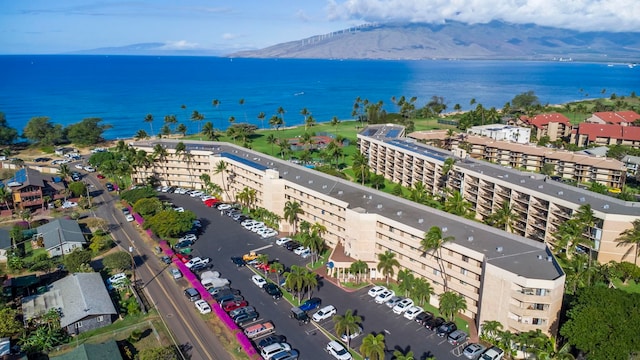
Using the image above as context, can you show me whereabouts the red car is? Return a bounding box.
[223,300,248,312]
[175,253,192,263]
[255,263,270,272]
[97,174,105,179]
[204,198,220,207]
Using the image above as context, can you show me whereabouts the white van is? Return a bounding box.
[261,343,291,360]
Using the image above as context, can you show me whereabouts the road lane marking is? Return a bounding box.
[251,244,273,252]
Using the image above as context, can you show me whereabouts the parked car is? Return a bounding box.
[107,273,127,286]
[234,311,259,326]
[284,241,301,251]
[436,322,457,337]
[385,296,403,308]
[276,237,292,246]
[174,239,194,249]
[230,256,246,267]
[293,246,310,255]
[190,262,214,273]
[463,343,487,359]
[263,283,283,299]
[299,297,322,312]
[244,321,275,339]
[368,285,387,297]
[260,343,291,360]
[257,334,286,349]
[251,274,267,287]
[312,305,337,322]
[403,305,424,320]
[223,300,248,312]
[212,288,241,301]
[125,214,135,222]
[290,307,310,325]
[61,201,78,209]
[185,257,211,269]
[448,330,469,345]
[229,306,255,319]
[415,311,434,325]
[170,268,182,279]
[179,234,197,242]
[425,316,446,330]
[480,347,504,360]
[184,288,200,302]
[392,298,414,314]
[194,299,211,314]
[374,289,395,304]
[326,340,352,360]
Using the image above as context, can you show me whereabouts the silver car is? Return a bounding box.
[385,296,403,308]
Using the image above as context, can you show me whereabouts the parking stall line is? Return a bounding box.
[251,244,274,252]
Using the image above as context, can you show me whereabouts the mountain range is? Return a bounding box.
[228,21,640,61]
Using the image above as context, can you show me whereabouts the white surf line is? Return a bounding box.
[251,244,274,252]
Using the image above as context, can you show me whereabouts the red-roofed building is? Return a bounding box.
[517,113,571,141]
[572,123,640,148]
[586,111,640,126]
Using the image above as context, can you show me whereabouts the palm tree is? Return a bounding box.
[300,107,310,131]
[360,333,385,360]
[238,98,247,122]
[480,320,503,343]
[144,113,154,136]
[135,129,148,140]
[284,265,307,302]
[486,202,517,232]
[257,111,266,130]
[397,269,414,297]
[333,309,362,350]
[445,129,455,150]
[277,106,286,127]
[422,226,454,291]
[438,291,467,321]
[190,110,205,136]
[58,164,71,180]
[534,336,575,360]
[377,250,400,286]
[615,219,640,265]
[352,152,369,185]
[266,134,277,156]
[270,262,284,283]
[228,116,235,126]
[214,160,230,201]
[330,116,340,135]
[303,271,318,299]
[164,114,178,132]
[349,260,369,284]
[412,277,434,307]
[212,99,221,127]
[176,123,187,137]
[202,121,217,141]
[283,200,303,234]
[393,349,415,360]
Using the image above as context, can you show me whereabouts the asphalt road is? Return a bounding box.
[164,192,467,360]
[82,172,232,360]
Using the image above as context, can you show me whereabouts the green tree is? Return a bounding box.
[283,200,303,235]
[438,291,467,321]
[360,333,385,360]
[202,121,217,141]
[283,265,307,302]
[143,113,154,136]
[65,117,111,145]
[377,250,400,286]
[422,226,455,291]
[176,123,187,137]
[135,129,149,140]
[266,133,278,156]
[214,160,230,201]
[0,307,24,338]
[63,249,92,273]
[0,112,18,145]
[480,320,503,343]
[333,309,362,350]
[349,260,369,283]
[138,346,180,360]
[103,251,133,272]
[393,349,415,360]
[411,277,434,307]
[485,202,517,232]
[397,269,415,297]
[561,286,640,360]
[615,219,640,266]
[23,116,64,145]
[68,181,87,198]
[352,152,370,185]
[443,190,472,218]
[144,210,196,238]
[511,90,540,109]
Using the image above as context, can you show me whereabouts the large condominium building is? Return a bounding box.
[409,130,627,188]
[359,125,640,265]
[131,138,565,336]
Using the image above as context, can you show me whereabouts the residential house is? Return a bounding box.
[622,155,640,176]
[0,228,11,262]
[35,219,86,257]
[517,113,572,141]
[586,111,640,126]
[466,124,531,144]
[3,168,66,209]
[572,123,640,149]
[50,340,123,360]
[21,273,117,335]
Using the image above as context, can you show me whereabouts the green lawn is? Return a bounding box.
[612,279,640,294]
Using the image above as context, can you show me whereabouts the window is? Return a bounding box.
[462,255,469,262]
[433,269,440,276]
[460,268,468,276]
[76,321,83,328]
[97,316,104,322]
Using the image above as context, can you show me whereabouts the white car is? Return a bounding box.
[312,305,337,322]
[180,234,197,242]
[276,237,292,246]
[217,204,232,210]
[293,246,310,255]
[75,164,84,169]
[173,207,185,212]
[201,195,215,202]
[84,166,96,172]
[300,249,311,258]
[125,214,135,222]
[403,305,424,320]
[326,340,352,360]
[241,220,257,229]
[185,257,210,269]
[261,343,292,360]
[189,191,204,197]
[393,298,415,314]
[374,289,395,304]
[260,229,278,239]
[194,299,212,314]
[386,296,404,309]
[368,285,387,298]
[61,201,78,209]
[107,272,127,284]
[251,275,267,288]
[340,325,363,342]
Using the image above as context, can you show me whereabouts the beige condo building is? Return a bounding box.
[131,138,565,336]
[360,125,640,265]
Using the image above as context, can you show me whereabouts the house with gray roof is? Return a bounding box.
[622,155,640,176]
[50,340,123,360]
[35,219,86,257]
[0,228,11,261]
[21,273,117,335]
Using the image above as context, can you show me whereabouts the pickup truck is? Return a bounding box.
[202,277,230,289]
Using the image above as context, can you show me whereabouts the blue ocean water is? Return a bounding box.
[1,55,638,140]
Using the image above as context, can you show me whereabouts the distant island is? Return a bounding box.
[228,21,640,62]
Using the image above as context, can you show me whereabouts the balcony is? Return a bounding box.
[507,318,547,332]
[509,304,550,317]
[512,291,553,303]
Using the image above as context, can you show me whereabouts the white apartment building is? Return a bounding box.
[467,124,531,144]
[130,138,565,336]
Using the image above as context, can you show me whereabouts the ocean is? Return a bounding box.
[1,55,638,140]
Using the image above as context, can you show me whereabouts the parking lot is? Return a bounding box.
[162,191,466,360]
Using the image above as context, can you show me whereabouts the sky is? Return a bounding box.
[1,0,639,54]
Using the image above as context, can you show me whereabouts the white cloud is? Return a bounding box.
[326,0,640,32]
[295,9,311,22]
[159,40,199,50]
[222,33,241,40]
